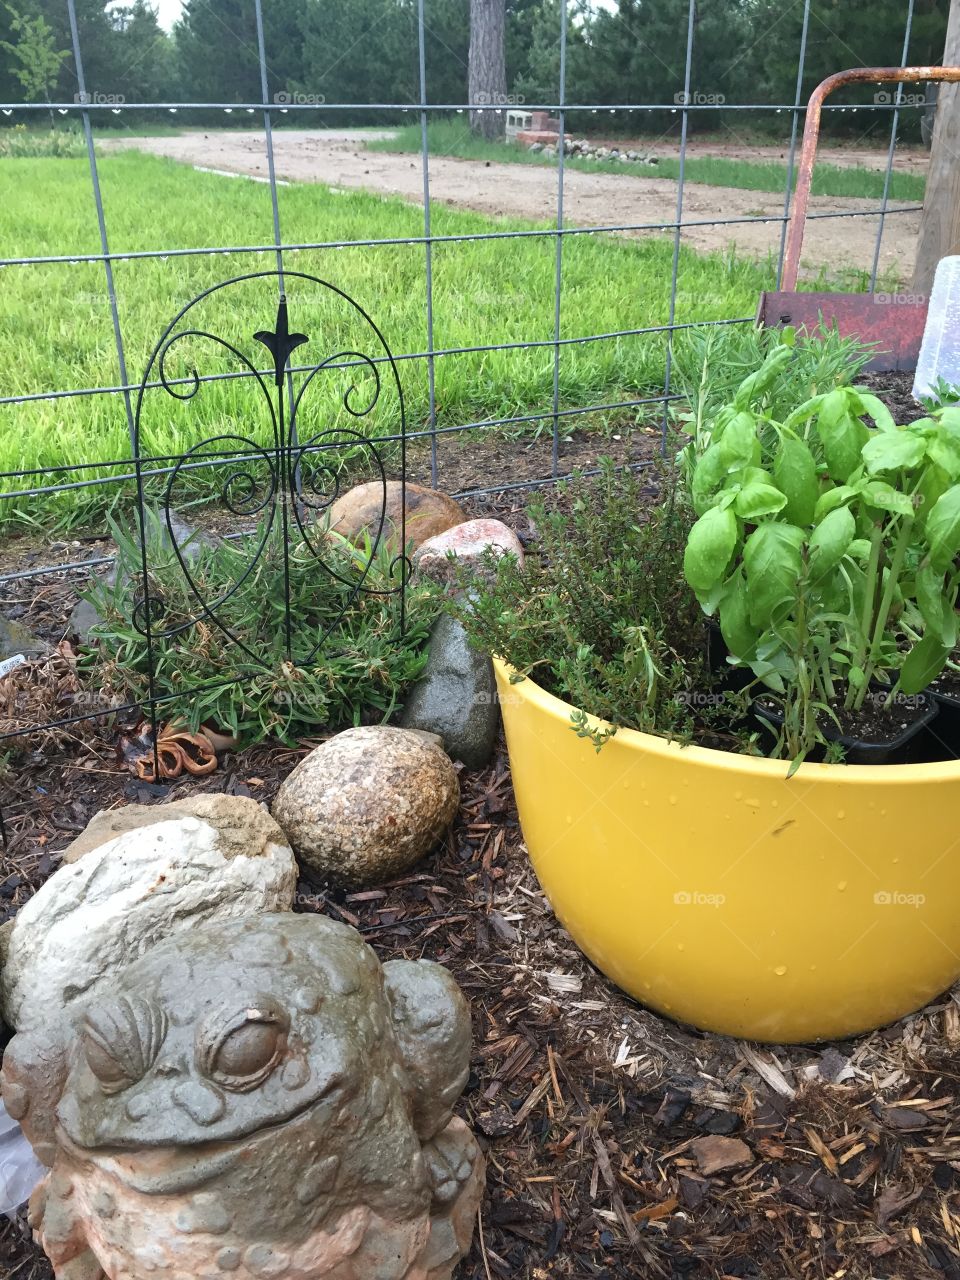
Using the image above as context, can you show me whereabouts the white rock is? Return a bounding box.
[412,518,524,589]
[0,796,296,1033]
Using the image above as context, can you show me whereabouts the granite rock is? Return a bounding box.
[271,726,459,887]
[327,481,465,554]
[412,518,523,590]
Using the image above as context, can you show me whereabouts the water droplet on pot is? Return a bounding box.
[774,965,787,976]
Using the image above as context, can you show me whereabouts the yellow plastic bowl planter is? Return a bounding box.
[494,658,960,1043]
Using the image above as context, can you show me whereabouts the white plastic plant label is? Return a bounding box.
[913,255,960,404]
[0,653,26,680]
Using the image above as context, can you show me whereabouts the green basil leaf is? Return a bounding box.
[850,389,896,431]
[683,504,738,594]
[900,633,951,696]
[693,579,727,615]
[781,392,826,432]
[773,434,818,526]
[915,563,957,647]
[718,568,758,660]
[816,391,869,483]
[742,523,804,629]
[808,505,856,581]
[861,428,926,475]
[690,441,725,515]
[926,432,960,480]
[857,480,915,518]
[733,344,794,410]
[719,410,760,472]
[915,462,951,532]
[741,467,775,486]
[926,484,960,572]
[755,632,798,684]
[733,482,788,520]
[813,485,856,521]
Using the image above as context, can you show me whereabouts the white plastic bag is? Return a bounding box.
[913,255,960,403]
[0,1098,45,1216]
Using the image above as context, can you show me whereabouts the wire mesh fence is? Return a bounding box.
[0,0,930,832]
[0,0,929,534]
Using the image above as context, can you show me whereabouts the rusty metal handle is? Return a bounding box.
[781,66,960,291]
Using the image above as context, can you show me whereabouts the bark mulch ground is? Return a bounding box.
[3,738,960,1280]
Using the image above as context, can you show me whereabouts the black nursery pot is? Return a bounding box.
[752,692,940,766]
[705,620,753,694]
[928,687,960,759]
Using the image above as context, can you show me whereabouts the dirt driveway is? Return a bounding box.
[104,129,922,283]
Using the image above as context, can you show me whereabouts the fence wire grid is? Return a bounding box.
[0,0,932,822]
[0,0,930,545]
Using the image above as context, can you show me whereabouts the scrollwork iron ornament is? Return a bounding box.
[131,272,408,671]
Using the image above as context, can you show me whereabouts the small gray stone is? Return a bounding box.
[68,512,220,641]
[400,615,498,770]
[0,615,48,661]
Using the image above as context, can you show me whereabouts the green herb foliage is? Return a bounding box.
[0,125,84,157]
[451,460,711,744]
[682,340,960,768]
[672,322,875,447]
[80,510,439,745]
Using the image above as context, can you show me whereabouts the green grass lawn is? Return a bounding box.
[1,150,788,528]
[370,122,927,202]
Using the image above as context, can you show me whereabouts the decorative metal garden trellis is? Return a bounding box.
[131,271,408,669]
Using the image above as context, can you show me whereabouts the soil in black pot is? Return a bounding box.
[754,686,939,765]
[924,667,960,758]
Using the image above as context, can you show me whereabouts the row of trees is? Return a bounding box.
[0,0,949,138]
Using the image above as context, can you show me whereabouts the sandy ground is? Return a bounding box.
[598,135,930,174]
[103,129,924,283]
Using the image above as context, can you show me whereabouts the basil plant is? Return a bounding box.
[681,343,960,765]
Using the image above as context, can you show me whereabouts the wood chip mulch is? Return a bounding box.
[4,739,960,1279]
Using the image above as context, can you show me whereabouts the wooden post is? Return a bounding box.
[913,0,960,294]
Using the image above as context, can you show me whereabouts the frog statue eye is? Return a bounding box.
[82,996,168,1094]
[196,996,290,1092]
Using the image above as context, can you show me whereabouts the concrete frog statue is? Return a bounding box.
[0,913,484,1280]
